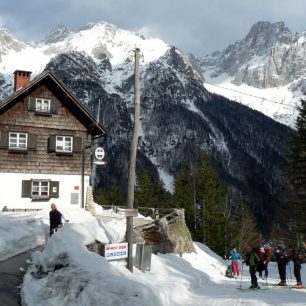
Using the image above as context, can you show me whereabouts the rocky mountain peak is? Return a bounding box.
[78,21,119,37]
[0,27,27,55]
[43,24,74,44]
[166,47,204,82]
[244,21,293,52]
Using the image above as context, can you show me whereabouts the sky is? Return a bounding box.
[1,206,305,305]
[1,0,306,56]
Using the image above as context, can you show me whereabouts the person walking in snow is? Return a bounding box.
[288,247,304,289]
[262,246,272,279]
[257,247,266,279]
[245,246,261,289]
[273,245,289,286]
[49,203,68,236]
[230,247,242,278]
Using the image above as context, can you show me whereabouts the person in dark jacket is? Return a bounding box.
[288,247,304,289]
[49,203,66,236]
[274,245,288,286]
[245,246,261,289]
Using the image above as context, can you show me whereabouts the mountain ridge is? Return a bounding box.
[0,20,292,233]
[199,20,306,127]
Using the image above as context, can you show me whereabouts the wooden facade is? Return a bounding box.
[0,70,107,209]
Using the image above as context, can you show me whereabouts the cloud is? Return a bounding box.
[1,0,306,56]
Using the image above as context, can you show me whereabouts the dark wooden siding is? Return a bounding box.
[0,85,92,175]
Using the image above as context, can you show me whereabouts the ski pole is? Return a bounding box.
[288,262,293,289]
[240,261,243,288]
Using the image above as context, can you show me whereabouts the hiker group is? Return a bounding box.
[226,245,304,290]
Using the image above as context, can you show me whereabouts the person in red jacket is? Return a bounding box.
[256,246,265,279]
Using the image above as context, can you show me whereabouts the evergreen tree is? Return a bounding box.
[153,179,172,208]
[287,97,306,247]
[94,186,125,207]
[172,165,195,229]
[135,169,155,208]
[195,152,227,255]
[172,151,230,256]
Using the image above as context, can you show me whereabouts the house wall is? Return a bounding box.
[0,173,90,210]
[0,84,94,209]
[0,85,91,175]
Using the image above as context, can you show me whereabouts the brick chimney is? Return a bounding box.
[13,70,32,91]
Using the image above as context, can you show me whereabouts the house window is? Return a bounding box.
[31,181,49,198]
[9,132,27,149]
[56,136,73,152]
[35,98,51,112]
[22,180,59,199]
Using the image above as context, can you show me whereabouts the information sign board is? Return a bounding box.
[103,242,128,260]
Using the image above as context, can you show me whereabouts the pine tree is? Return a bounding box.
[135,169,155,208]
[194,152,227,255]
[94,186,125,207]
[153,179,172,208]
[172,165,195,229]
[287,97,306,247]
[172,151,230,256]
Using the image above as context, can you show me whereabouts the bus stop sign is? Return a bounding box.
[95,147,105,160]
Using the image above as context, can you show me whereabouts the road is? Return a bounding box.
[0,246,43,306]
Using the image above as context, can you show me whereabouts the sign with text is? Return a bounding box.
[103,242,128,260]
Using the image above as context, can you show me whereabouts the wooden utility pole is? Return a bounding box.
[126,48,141,272]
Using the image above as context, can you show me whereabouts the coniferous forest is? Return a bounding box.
[94,93,306,257]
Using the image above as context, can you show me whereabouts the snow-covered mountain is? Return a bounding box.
[0,21,291,233]
[199,21,306,127]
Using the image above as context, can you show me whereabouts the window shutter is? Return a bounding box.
[50,99,60,114]
[48,135,56,152]
[50,181,59,198]
[73,137,83,153]
[21,180,32,197]
[28,134,38,151]
[0,131,8,148]
[28,97,36,111]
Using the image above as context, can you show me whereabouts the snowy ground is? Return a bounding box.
[0,205,305,306]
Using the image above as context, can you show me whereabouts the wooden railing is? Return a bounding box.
[134,208,185,230]
[99,204,175,219]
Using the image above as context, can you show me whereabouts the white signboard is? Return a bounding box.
[95,147,105,160]
[104,242,128,260]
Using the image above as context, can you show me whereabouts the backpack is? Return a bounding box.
[225,265,234,278]
[245,253,251,266]
[249,251,260,265]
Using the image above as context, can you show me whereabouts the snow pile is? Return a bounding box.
[0,208,305,305]
[0,211,48,261]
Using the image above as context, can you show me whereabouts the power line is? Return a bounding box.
[204,81,295,109]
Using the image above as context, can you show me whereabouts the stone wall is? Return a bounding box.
[85,186,96,215]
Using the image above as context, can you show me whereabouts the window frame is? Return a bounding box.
[56,135,73,153]
[35,97,51,113]
[9,132,28,150]
[31,180,50,199]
